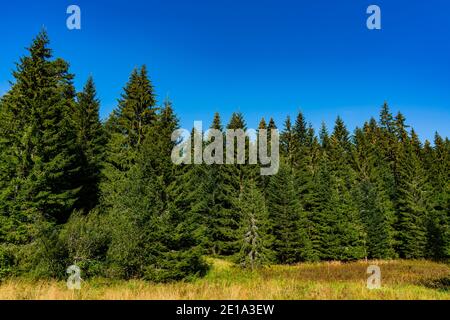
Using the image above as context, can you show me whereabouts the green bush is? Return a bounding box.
[0,245,15,280]
[11,210,111,280]
[11,217,67,279]
[143,248,209,282]
[58,210,111,278]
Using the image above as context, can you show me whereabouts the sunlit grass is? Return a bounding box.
[0,259,448,300]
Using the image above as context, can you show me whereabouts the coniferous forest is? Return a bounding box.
[0,32,448,282]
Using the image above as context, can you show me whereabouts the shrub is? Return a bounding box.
[58,210,111,278]
[0,244,15,280]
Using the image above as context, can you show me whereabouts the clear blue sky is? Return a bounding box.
[1,0,449,141]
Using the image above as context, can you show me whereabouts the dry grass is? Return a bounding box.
[0,258,448,300]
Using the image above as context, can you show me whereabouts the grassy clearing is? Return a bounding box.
[0,259,448,300]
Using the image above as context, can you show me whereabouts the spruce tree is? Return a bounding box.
[171,113,233,256]
[266,163,312,263]
[101,65,157,209]
[218,112,248,254]
[319,122,330,150]
[0,31,81,235]
[315,117,366,261]
[143,99,208,281]
[395,141,429,259]
[308,156,333,260]
[101,65,158,278]
[236,180,274,269]
[377,103,398,196]
[293,111,308,146]
[74,77,106,212]
[280,116,294,168]
[425,133,450,260]
[353,126,396,259]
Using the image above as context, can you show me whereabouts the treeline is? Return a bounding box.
[0,32,449,281]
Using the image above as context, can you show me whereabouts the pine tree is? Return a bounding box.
[331,116,352,153]
[380,102,395,134]
[144,100,209,281]
[319,122,330,150]
[212,112,249,254]
[167,150,209,253]
[353,126,396,259]
[377,103,398,196]
[394,112,409,143]
[308,157,333,260]
[267,118,277,131]
[316,117,366,260]
[0,93,18,243]
[280,116,294,167]
[101,65,159,278]
[258,117,267,130]
[279,112,317,261]
[0,31,81,234]
[293,111,308,147]
[104,83,207,280]
[266,163,312,263]
[395,141,429,259]
[74,77,106,212]
[170,113,233,256]
[424,133,449,260]
[140,97,178,209]
[236,180,274,269]
[101,65,157,209]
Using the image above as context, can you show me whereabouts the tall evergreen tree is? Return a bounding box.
[280,116,294,167]
[395,140,429,259]
[181,112,240,255]
[319,122,330,150]
[236,180,274,269]
[100,66,159,278]
[314,117,366,260]
[266,163,312,263]
[425,133,450,260]
[215,112,249,254]
[353,126,396,259]
[101,65,157,209]
[74,77,106,212]
[0,31,81,235]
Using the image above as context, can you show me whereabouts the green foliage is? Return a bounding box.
[101,65,158,210]
[236,180,274,269]
[0,245,15,280]
[353,125,396,259]
[266,163,313,263]
[0,31,81,227]
[74,77,106,212]
[0,33,449,285]
[16,217,67,279]
[395,142,430,259]
[101,84,206,281]
[58,210,110,278]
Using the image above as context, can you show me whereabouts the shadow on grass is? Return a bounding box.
[419,277,450,292]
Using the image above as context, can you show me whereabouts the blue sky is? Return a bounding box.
[1,0,449,141]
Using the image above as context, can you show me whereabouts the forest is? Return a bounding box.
[0,31,448,283]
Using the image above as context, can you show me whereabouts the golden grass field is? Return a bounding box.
[0,258,448,300]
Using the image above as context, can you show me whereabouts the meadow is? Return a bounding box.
[0,258,448,300]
